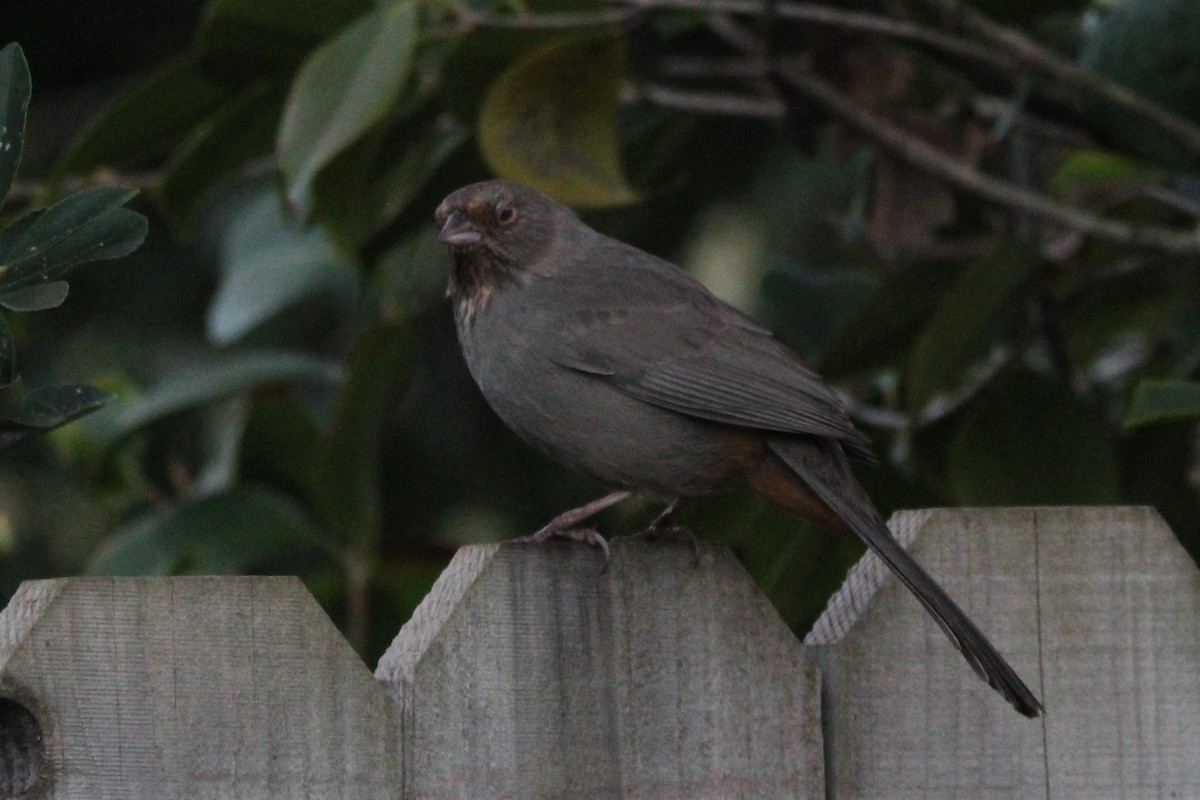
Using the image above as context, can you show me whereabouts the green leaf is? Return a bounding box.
[946,368,1119,504]
[905,242,1039,412]
[760,266,878,363]
[1081,0,1200,170]
[821,259,964,379]
[0,43,31,211]
[0,207,43,257]
[88,486,327,575]
[1125,379,1200,428]
[0,281,69,312]
[478,35,638,207]
[209,185,357,344]
[160,82,286,231]
[54,60,232,178]
[371,228,445,316]
[0,384,113,431]
[437,28,561,122]
[312,320,414,545]
[197,0,372,80]
[305,124,388,250]
[278,0,418,214]
[312,111,471,249]
[112,350,342,440]
[0,372,25,417]
[1050,148,1148,192]
[1060,261,1185,363]
[239,394,322,496]
[0,186,148,292]
[751,137,873,250]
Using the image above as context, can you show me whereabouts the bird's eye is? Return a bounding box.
[496,205,517,225]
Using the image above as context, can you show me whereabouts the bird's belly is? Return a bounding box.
[473,351,745,496]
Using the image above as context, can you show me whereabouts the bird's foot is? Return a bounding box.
[515,491,631,563]
[632,500,701,564]
[522,525,611,562]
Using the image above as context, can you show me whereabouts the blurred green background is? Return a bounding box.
[2,0,1199,663]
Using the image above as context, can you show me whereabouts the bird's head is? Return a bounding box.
[435,180,565,264]
[436,180,574,312]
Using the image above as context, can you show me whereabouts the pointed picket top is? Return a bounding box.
[805,508,936,648]
[0,576,399,799]
[377,537,824,800]
[807,506,1200,800]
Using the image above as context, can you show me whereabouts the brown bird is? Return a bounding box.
[436,179,1042,718]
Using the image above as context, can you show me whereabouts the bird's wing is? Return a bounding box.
[546,278,874,458]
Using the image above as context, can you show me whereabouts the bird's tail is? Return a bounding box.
[755,437,1043,718]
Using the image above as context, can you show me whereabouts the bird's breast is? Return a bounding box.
[455,289,751,496]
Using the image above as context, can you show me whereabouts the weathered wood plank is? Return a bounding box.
[1037,506,1200,798]
[0,576,399,799]
[808,506,1200,800]
[376,538,823,800]
[0,506,1191,798]
[808,507,1046,799]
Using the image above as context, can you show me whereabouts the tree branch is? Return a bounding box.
[441,7,630,31]
[617,0,1006,69]
[770,60,1200,255]
[623,82,784,118]
[444,0,1200,164]
[694,11,1200,255]
[914,0,1200,158]
[613,0,1200,161]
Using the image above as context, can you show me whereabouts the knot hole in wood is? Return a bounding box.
[0,697,42,798]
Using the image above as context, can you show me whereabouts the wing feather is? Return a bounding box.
[549,292,875,460]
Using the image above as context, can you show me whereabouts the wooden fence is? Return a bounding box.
[0,506,1196,798]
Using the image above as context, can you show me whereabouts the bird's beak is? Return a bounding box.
[438,210,482,247]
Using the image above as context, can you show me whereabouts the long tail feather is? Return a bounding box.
[764,438,1042,718]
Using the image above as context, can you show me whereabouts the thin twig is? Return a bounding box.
[6,170,162,208]
[707,12,766,60]
[624,82,784,118]
[444,7,630,30]
[656,55,764,80]
[837,394,910,431]
[1130,183,1200,220]
[1013,128,1077,384]
[970,97,1093,149]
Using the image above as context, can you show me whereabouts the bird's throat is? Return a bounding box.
[450,248,518,323]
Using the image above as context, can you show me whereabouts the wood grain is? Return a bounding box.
[0,576,399,799]
[808,506,1200,800]
[1,507,1194,798]
[376,537,823,800]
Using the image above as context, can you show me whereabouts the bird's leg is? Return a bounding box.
[646,498,686,533]
[522,490,632,561]
[635,499,701,563]
[539,490,632,532]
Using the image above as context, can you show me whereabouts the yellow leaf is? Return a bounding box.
[479,36,638,208]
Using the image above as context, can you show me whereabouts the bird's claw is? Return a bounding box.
[523,525,611,562]
[634,520,701,565]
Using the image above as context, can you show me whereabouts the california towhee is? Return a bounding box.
[436,180,1042,718]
